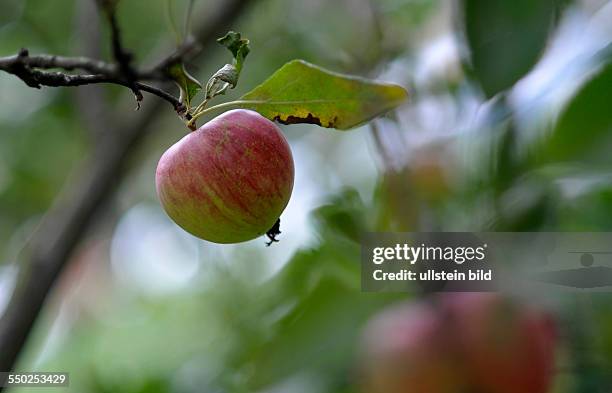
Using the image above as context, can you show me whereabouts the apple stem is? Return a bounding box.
[191,98,210,117]
[187,99,250,128]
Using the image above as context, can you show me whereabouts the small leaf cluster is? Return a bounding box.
[165,30,407,131]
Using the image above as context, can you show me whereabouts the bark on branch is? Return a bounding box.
[99,0,143,106]
[0,52,117,74]
[0,0,192,115]
[0,49,185,114]
[0,0,254,382]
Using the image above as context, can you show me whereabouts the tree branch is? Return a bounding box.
[0,0,226,116]
[98,0,143,106]
[0,50,184,113]
[73,0,112,139]
[0,0,255,382]
[0,0,193,116]
[0,52,116,75]
[135,82,185,112]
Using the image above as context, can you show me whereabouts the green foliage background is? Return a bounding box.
[1,0,612,392]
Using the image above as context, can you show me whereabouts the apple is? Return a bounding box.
[440,293,557,393]
[156,109,294,243]
[360,302,465,393]
[360,294,557,393]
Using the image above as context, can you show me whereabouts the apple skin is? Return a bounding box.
[156,109,294,243]
[440,293,557,393]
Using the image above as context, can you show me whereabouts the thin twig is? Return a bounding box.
[369,120,394,171]
[0,0,256,380]
[0,53,116,75]
[0,1,197,114]
[184,0,196,39]
[0,1,206,112]
[0,49,184,113]
[99,0,142,107]
[134,82,185,112]
[166,0,182,45]
[0,51,184,112]
[73,0,111,139]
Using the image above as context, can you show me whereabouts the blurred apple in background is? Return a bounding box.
[360,293,557,393]
[440,293,557,393]
[360,301,464,393]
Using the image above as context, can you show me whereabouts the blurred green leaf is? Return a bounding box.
[312,188,368,242]
[237,187,404,390]
[167,62,202,106]
[0,0,24,27]
[236,60,408,130]
[542,62,612,164]
[462,0,566,97]
[248,277,400,390]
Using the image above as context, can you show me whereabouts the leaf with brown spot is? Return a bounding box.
[234,60,408,130]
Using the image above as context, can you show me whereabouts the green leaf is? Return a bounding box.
[217,31,250,72]
[236,60,408,130]
[540,62,612,164]
[167,62,202,107]
[247,278,399,389]
[462,0,568,97]
[202,31,251,100]
[210,64,239,88]
[205,64,237,99]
